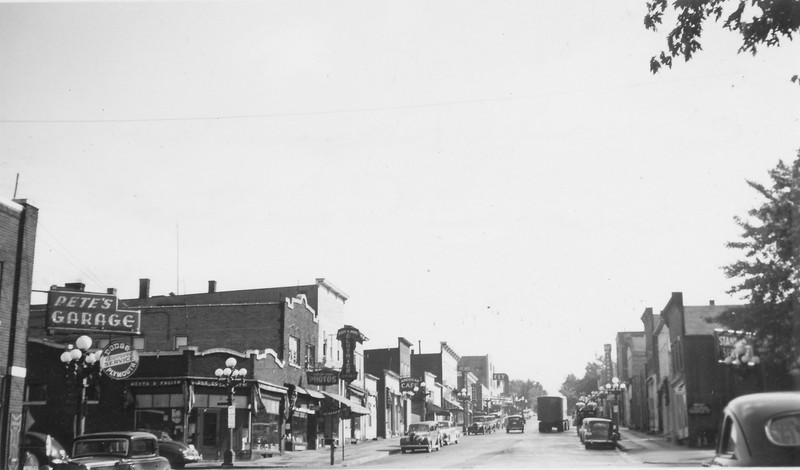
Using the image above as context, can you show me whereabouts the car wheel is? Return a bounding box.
[401,449,406,454]
[172,462,185,469]
[584,443,591,450]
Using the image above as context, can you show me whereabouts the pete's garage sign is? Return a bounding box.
[46,289,141,335]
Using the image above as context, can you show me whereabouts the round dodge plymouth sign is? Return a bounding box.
[100,340,140,379]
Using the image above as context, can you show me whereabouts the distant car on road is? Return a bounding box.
[467,416,492,435]
[580,418,616,449]
[506,415,525,433]
[708,392,800,467]
[437,420,461,445]
[401,421,442,453]
[22,432,68,470]
[53,431,171,470]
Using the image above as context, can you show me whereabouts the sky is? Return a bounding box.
[1,0,799,395]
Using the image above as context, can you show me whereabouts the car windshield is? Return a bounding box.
[590,422,610,434]
[73,438,129,457]
[473,417,485,423]
[408,424,430,433]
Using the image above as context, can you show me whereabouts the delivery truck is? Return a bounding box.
[537,395,570,432]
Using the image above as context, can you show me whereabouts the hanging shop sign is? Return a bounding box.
[337,325,367,383]
[46,289,141,335]
[688,403,712,415]
[100,339,140,380]
[307,369,340,386]
[399,377,420,392]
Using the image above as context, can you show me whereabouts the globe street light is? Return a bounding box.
[605,377,626,438]
[456,388,471,432]
[215,357,247,467]
[60,335,100,438]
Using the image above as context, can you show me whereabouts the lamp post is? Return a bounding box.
[605,377,626,438]
[456,388,470,432]
[60,335,100,439]
[215,357,247,467]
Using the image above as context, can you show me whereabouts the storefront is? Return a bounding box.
[127,377,287,460]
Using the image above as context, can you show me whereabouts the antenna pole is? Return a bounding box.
[13,173,19,198]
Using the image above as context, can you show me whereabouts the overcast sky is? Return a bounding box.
[2,1,799,394]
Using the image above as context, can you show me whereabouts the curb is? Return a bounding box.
[341,449,401,467]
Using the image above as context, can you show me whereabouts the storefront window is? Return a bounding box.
[252,408,280,451]
[291,414,308,443]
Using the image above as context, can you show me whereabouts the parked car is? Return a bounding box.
[506,415,525,433]
[156,435,201,468]
[437,420,461,445]
[136,429,201,468]
[22,432,68,470]
[581,418,616,449]
[467,416,492,435]
[401,421,441,453]
[53,431,171,470]
[708,392,800,467]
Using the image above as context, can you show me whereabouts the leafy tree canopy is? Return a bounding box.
[645,0,800,80]
[717,152,800,371]
[508,379,548,409]
[560,359,603,409]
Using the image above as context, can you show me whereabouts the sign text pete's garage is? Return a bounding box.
[46,289,141,335]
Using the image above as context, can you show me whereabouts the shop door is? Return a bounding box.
[199,410,221,459]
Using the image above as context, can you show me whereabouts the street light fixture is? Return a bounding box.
[605,377,626,438]
[60,335,100,439]
[215,357,247,467]
[456,387,471,432]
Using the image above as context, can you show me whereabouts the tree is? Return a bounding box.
[716,152,800,374]
[508,379,547,409]
[644,0,800,80]
[560,359,604,409]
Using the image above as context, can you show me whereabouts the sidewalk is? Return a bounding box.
[617,428,715,466]
[186,437,402,468]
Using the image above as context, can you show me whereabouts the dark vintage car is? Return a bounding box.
[580,418,617,449]
[137,429,202,468]
[401,421,442,453]
[708,392,800,467]
[506,415,525,433]
[53,432,171,470]
[156,435,201,468]
[467,416,492,435]
[21,432,68,470]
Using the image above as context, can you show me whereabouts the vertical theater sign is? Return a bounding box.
[337,325,366,384]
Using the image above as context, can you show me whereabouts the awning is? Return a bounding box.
[426,402,451,415]
[443,399,463,411]
[296,386,325,399]
[321,391,370,416]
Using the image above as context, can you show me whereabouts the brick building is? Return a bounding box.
[26,278,369,459]
[0,198,38,470]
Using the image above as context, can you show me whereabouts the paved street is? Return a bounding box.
[186,427,716,468]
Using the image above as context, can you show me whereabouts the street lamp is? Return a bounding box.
[605,377,626,438]
[215,357,247,467]
[456,388,470,432]
[60,335,100,439]
[413,382,430,421]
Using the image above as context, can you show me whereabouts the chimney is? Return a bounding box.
[208,280,217,293]
[107,288,117,295]
[139,278,150,299]
[709,300,715,306]
[64,282,85,292]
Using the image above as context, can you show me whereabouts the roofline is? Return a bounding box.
[316,278,349,301]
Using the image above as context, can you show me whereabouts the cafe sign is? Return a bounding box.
[46,289,141,335]
[400,377,420,392]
